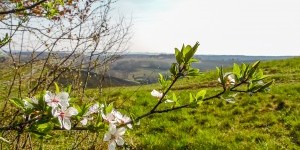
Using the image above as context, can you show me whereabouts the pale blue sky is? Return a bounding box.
[116,0,300,56]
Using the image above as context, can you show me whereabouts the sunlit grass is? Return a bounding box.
[1,57,300,149]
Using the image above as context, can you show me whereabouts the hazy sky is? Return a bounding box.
[116,0,300,56]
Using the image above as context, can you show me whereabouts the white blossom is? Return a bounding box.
[113,110,132,129]
[151,89,163,99]
[44,91,70,109]
[103,124,126,150]
[80,103,100,125]
[53,107,78,130]
[218,73,236,86]
[86,103,100,115]
[80,117,93,126]
[164,99,174,103]
[101,111,117,124]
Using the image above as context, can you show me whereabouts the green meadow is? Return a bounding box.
[91,57,300,149]
[1,57,300,149]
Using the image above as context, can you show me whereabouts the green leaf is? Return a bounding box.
[184,42,199,63]
[196,90,206,100]
[175,48,183,64]
[73,104,83,116]
[248,61,260,78]
[38,91,47,110]
[169,63,177,76]
[182,45,192,58]
[255,80,274,92]
[36,122,53,134]
[54,82,60,93]
[159,73,164,81]
[180,44,185,53]
[172,93,177,102]
[187,68,200,77]
[105,103,114,114]
[189,93,195,103]
[0,33,11,47]
[189,101,198,108]
[252,69,268,82]
[64,85,72,93]
[241,63,248,78]
[172,93,180,107]
[233,63,241,78]
[57,0,64,5]
[217,66,224,85]
[9,98,25,110]
[197,100,203,105]
[188,58,199,63]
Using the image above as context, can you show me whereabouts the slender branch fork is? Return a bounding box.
[132,77,248,122]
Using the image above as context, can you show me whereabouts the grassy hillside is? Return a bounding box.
[0,57,299,149]
[94,57,300,149]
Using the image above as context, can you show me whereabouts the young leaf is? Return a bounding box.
[169,63,177,76]
[9,98,25,110]
[65,85,72,93]
[105,103,114,114]
[158,73,165,85]
[196,90,206,100]
[254,80,274,92]
[172,93,177,102]
[36,122,54,134]
[233,63,241,78]
[175,48,183,64]
[217,66,224,85]
[182,45,192,60]
[189,93,195,103]
[241,63,248,79]
[184,42,199,63]
[188,58,199,63]
[248,61,260,78]
[187,68,200,77]
[172,93,180,107]
[54,82,60,93]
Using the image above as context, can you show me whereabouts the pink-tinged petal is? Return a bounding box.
[103,132,111,141]
[58,116,63,129]
[57,92,69,101]
[108,141,116,150]
[63,118,72,130]
[113,110,123,120]
[115,137,124,146]
[44,91,52,103]
[65,107,78,117]
[88,103,99,114]
[57,92,70,108]
[80,118,88,125]
[116,127,126,136]
[59,100,69,108]
[52,107,59,117]
[102,110,118,124]
[109,124,117,134]
[49,102,58,108]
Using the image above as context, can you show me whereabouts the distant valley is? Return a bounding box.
[0,50,294,86]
